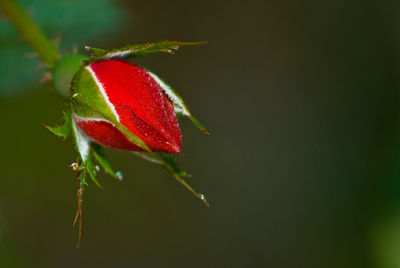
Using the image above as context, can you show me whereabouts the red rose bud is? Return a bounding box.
[70,60,182,153]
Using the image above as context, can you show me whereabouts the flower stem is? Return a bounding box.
[0,0,61,67]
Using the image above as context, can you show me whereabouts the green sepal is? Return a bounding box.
[85,40,207,62]
[71,115,101,188]
[85,46,106,57]
[159,154,191,178]
[70,68,117,121]
[116,124,151,152]
[71,115,91,161]
[85,156,103,189]
[46,110,72,139]
[189,115,209,135]
[92,143,118,179]
[147,71,209,135]
[133,152,210,207]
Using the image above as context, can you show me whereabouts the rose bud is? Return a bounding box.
[70,59,182,153]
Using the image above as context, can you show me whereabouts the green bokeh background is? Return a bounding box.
[1,1,400,267]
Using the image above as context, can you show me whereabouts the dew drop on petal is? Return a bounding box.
[115,171,123,181]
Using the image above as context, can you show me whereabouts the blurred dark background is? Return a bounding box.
[1,1,400,267]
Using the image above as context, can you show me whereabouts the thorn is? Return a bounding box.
[27,7,35,17]
[53,33,62,49]
[40,72,52,83]
[37,60,46,69]
[25,52,37,59]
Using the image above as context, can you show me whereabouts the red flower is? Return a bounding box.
[71,60,182,153]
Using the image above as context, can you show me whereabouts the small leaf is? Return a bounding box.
[86,40,207,61]
[147,71,209,135]
[45,110,72,138]
[133,152,210,207]
[92,143,117,179]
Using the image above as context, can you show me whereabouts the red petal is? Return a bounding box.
[75,119,143,151]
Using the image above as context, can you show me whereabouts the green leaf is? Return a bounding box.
[133,152,210,207]
[86,40,207,61]
[45,110,72,139]
[92,143,117,179]
[147,71,209,135]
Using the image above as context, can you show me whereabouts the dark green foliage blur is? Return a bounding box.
[1,1,400,268]
[0,0,125,97]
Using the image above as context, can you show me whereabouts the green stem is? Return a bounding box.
[0,0,61,67]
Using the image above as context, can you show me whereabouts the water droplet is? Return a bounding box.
[95,165,100,172]
[199,193,206,201]
[115,171,123,181]
[70,163,79,171]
